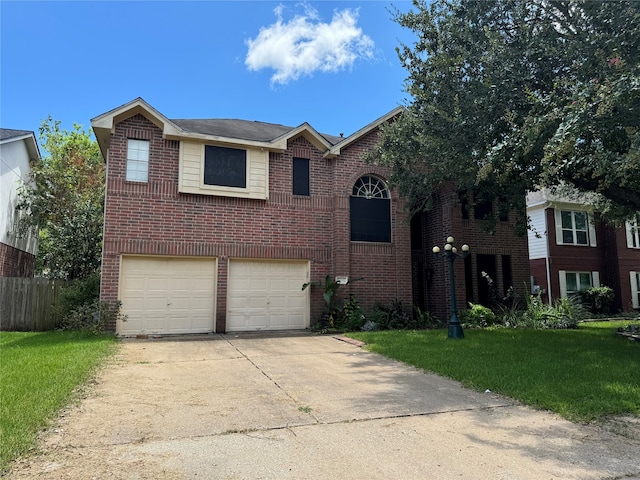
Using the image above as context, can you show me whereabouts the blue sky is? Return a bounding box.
[1,1,415,142]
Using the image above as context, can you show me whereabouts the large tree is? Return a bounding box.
[17,117,104,279]
[373,0,640,229]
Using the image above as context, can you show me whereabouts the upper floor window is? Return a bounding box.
[293,157,310,196]
[126,139,149,182]
[555,209,596,246]
[350,175,391,242]
[204,145,246,188]
[626,217,639,249]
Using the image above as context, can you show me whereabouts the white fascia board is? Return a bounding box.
[166,131,283,151]
[325,106,404,158]
[269,123,333,153]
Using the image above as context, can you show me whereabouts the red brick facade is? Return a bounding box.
[415,188,530,323]
[100,113,412,331]
[0,242,35,277]
[531,207,640,312]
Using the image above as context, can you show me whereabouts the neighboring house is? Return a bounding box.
[0,129,39,277]
[92,98,530,335]
[527,189,640,312]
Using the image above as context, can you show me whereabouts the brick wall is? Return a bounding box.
[422,187,530,323]
[0,242,35,277]
[101,114,413,331]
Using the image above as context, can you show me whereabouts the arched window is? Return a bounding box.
[350,175,391,242]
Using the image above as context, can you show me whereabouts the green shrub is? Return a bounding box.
[59,300,126,335]
[414,305,441,329]
[56,273,100,319]
[369,299,424,330]
[460,303,497,328]
[338,294,366,331]
[577,286,615,314]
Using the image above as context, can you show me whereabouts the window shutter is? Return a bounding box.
[554,209,563,245]
[559,270,567,298]
[591,271,600,288]
[626,221,635,248]
[631,272,639,309]
[588,213,597,247]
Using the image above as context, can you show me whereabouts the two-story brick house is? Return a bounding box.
[527,189,640,312]
[93,98,531,335]
[92,98,414,335]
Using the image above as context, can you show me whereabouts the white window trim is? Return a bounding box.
[630,271,640,309]
[201,144,250,193]
[559,270,598,298]
[626,218,640,249]
[554,209,597,247]
[126,139,149,183]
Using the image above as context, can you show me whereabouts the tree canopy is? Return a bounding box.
[17,117,104,280]
[373,0,640,229]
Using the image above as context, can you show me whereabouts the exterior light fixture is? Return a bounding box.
[432,236,470,339]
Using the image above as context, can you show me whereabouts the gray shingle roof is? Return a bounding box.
[171,119,343,146]
[0,128,34,141]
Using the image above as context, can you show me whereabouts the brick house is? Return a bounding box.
[527,189,640,312]
[0,129,39,277]
[92,98,530,335]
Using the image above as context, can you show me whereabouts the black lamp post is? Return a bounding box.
[432,236,470,339]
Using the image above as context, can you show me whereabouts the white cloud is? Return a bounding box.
[245,4,374,85]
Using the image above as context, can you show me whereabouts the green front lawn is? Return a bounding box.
[348,321,640,423]
[0,331,117,473]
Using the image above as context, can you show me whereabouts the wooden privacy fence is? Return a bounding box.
[0,277,70,331]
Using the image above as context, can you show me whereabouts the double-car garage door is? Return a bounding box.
[118,256,309,335]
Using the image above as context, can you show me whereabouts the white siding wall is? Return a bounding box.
[527,207,548,260]
[0,139,38,254]
[178,141,269,199]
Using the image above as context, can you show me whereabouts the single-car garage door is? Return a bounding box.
[118,256,216,336]
[227,260,309,332]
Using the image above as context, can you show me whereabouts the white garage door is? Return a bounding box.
[227,260,309,332]
[119,256,216,336]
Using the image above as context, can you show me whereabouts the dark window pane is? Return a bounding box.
[350,196,391,242]
[293,157,310,196]
[204,145,246,188]
[561,211,573,229]
[563,230,574,244]
[502,255,512,293]
[474,199,493,220]
[576,231,588,245]
[410,213,423,250]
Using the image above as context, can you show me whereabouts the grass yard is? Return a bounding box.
[348,320,640,423]
[0,331,117,473]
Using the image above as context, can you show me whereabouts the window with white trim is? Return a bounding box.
[559,270,599,298]
[554,209,596,246]
[630,271,640,309]
[626,217,639,249]
[350,175,391,242]
[126,139,149,182]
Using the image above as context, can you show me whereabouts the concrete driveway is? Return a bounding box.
[8,332,640,479]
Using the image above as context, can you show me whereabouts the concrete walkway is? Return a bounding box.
[7,332,640,479]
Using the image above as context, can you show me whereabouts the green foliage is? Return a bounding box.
[373,0,640,226]
[460,303,497,329]
[0,331,117,473]
[369,299,425,330]
[348,320,640,422]
[16,117,104,280]
[302,275,363,327]
[577,286,615,314]
[495,294,586,329]
[337,294,366,331]
[56,273,100,319]
[59,300,126,335]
